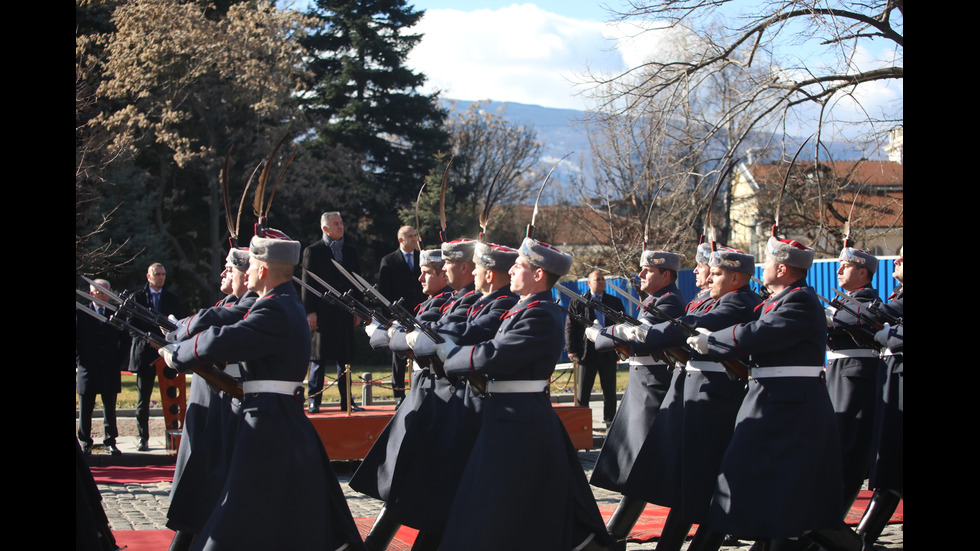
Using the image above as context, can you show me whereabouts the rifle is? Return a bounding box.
[294,274,381,327]
[813,290,883,351]
[76,289,244,400]
[330,260,488,394]
[639,300,750,381]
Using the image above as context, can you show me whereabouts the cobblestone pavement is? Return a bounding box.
[95,447,902,550]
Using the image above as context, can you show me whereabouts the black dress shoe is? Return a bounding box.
[137,439,149,452]
[106,444,122,456]
[308,401,320,414]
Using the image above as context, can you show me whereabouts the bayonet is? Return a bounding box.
[526,152,572,239]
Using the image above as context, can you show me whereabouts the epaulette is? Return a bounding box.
[500,299,542,320]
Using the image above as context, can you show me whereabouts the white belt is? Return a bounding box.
[881,349,902,357]
[749,365,824,379]
[486,379,548,393]
[242,380,305,396]
[686,360,726,373]
[827,349,879,360]
[629,356,667,367]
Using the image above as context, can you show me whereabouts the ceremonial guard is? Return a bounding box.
[589,250,686,547]
[686,236,845,547]
[824,247,884,514]
[857,247,903,547]
[164,248,256,551]
[438,237,613,551]
[355,248,452,549]
[159,230,363,551]
[623,247,761,551]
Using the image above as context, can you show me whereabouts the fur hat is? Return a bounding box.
[710,247,755,275]
[474,242,519,271]
[519,237,572,277]
[839,247,878,274]
[419,248,445,267]
[766,236,814,270]
[441,238,477,261]
[250,228,300,265]
[226,247,250,271]
[640,250,680,271]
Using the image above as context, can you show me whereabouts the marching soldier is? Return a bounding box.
[355,248,454,550]
[159,230,364,551]
[857,246,903,547]
[164,247,256,551]
[621,247,761,551]
[589,250,686,548]
[686,236,847,549]
[438,237,614,551]
[824,247,884,514]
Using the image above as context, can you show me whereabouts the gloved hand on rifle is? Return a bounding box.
[387,323,404,339]
[686,327,712,354]
[158,343,179,371]
[824,305,837,328]
[584,320,602,343]
[364,319,384,338]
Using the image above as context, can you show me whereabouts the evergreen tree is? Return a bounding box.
[302,0,449,263]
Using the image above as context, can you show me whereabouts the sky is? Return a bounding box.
[292,1,902,141]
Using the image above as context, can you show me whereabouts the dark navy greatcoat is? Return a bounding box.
[377,287,517,533]
[869,286,903,494]
[700,279,843,539]
[165,291,256,534]
[825,284,884,493]
[589,282,685,493]
[353,287,453,503]
[440,291,613,551]
[630,286,760,525]
[170,282,363,551]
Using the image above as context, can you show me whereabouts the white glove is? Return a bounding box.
[628,323,652,343]
[874,322,891,347]
[387,324,404,339]
[364,320,383,338]
[584,320,601,343]
[158,344,179,370]
[406,330,436,351]
[611,324,633,343]
[165,329,180,343]
[435,341,456,362]
[686,327,711,354]
[168,314,179,324]
[824,305,837,328]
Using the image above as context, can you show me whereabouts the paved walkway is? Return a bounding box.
[83,399,903,549]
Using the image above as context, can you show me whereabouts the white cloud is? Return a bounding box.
[407,4,633,110]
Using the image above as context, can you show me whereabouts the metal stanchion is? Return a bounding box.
[361,372,373,406]
[572,357,580,406]
[345,363,352,416]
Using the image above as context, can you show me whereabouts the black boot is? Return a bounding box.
[605,496,648,550]
[687,527,726,551]
[168,530,195,551]
[856,488,901,547]
[655,509,692,551]
[364,506,401,551]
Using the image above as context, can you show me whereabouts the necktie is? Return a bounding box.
[594,295,605,326]
[405,252,413,271]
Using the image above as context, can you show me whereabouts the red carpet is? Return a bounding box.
[597,490,904,543]
[92,465,175,484]
[103,467,902,548]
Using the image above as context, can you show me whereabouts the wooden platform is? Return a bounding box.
[308,403,594,461]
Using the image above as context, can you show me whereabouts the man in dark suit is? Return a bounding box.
[128,263,186,451]
[301,211,362,412]
[76,278,128,455]
[377,225,424,405]
[565,270,625,427]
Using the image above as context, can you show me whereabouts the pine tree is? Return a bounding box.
[302,0,449,261]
